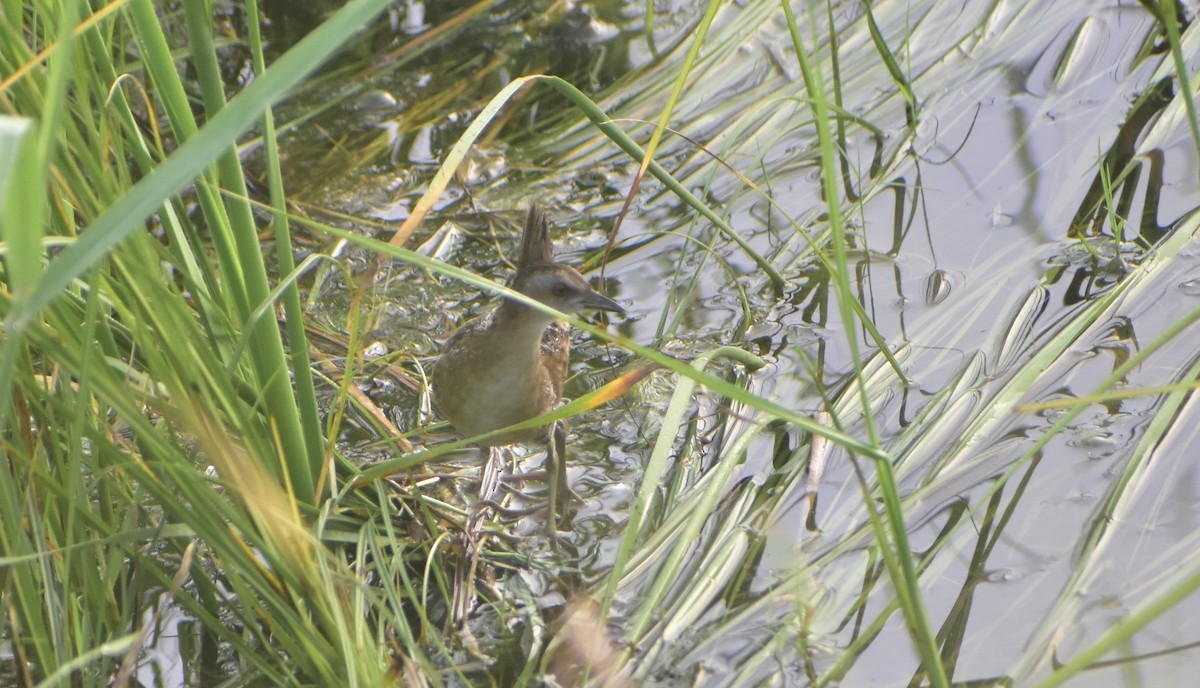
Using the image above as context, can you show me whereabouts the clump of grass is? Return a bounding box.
[0,0,431,683]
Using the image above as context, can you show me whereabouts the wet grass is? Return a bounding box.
[4,0,1200,686]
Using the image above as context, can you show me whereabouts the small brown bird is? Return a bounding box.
[431,206,623,517]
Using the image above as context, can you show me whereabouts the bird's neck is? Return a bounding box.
[494,299,559,345]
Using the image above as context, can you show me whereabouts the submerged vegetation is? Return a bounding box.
[3,0,1200,686]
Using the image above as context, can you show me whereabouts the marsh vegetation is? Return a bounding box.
[3,0,1200,686]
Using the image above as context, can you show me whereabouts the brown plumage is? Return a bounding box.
[431,205,624,447]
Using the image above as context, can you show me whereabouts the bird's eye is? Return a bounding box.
[552,283,570,297]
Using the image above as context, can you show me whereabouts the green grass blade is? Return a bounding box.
[3,0,395,332]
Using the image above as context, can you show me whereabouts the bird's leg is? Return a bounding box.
[455,446,505,624]
[545,420,573,535]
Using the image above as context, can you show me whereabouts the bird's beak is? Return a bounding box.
[583,290,625,317]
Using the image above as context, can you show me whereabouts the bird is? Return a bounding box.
[431,205,623,527]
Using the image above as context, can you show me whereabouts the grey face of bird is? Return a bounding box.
[514,265,624,315]
[513,204,624,317]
